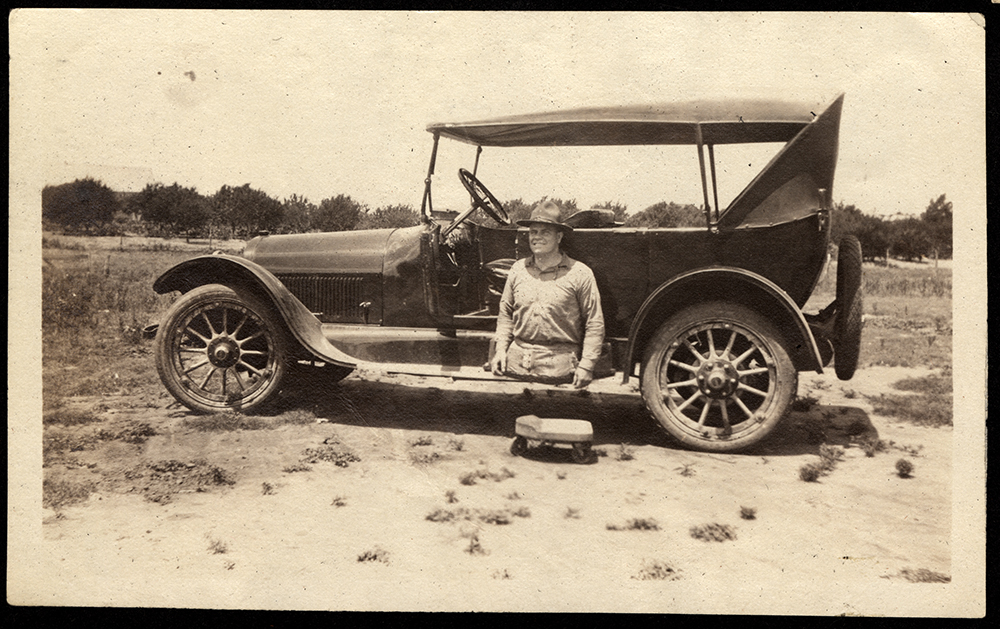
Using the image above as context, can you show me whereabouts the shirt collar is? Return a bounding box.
[527,253,570,273]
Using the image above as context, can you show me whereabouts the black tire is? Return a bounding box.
[640,302,798,452]
[834,236,864,380]
[510,436,528,457]
[155,284,290,414]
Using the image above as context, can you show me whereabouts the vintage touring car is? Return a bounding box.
[152,93,861,452]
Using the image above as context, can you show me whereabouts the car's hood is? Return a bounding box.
[243,228,398,275]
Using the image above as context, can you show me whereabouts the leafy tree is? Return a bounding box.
[131,182,211,235]
[623,201,704,228]
[42,178,122,231]
[313,194,365,232]
[212,184,284,238]
[355,204,421,230]
[591,201,628,222]
[921,194,952,259]
[888,216,931,261]
[280,194,317,234]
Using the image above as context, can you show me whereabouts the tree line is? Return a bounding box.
[42,178,952,260]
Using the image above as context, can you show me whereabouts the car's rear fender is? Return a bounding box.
[622,267,824,383]
[153,254,358,369]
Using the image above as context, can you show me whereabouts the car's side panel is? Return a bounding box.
[153,255,358,369]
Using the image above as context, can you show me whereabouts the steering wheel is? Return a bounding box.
[458,168,510,226]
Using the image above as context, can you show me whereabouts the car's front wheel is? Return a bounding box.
[640,302,797,452]
[155,284,289,414]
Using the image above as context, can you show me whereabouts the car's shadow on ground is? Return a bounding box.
[271,372,878,459]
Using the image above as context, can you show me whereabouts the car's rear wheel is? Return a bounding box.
[155,284,289,414]
[834,236,863,380]
[640,302,797,452]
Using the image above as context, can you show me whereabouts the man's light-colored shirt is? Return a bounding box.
[494,253,605,372]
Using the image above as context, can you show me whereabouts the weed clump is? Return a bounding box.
[409,435,434,447]
[690,523,737,542]
[357,547,389,564]
[616,443,635,461]
[299,443,360,468]
[331,496,347,507]
[458,467,516,486]
[426,506,530,526]
[42,478,96,509]
[207,538,229,555]
[282,463,312,473]
[607,518,660,531]
[261,482,275,495]
[633,560,682,581]
[894,567,950,583]
[895,458,914,478]
[799,462,824,482]
[43,408,102,426]
[739,506,757,520]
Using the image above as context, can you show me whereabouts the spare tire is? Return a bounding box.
[834,236,863,380]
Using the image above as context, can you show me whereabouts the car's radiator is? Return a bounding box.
[277,274,369,323]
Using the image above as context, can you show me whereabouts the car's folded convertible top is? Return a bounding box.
[427,97,835,147]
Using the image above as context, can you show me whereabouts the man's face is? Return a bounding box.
[528,224,562,257]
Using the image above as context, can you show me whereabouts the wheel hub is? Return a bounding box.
[696,359,739,399]
[207,337,240,368]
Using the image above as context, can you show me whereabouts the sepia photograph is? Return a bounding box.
[9,10,986,614]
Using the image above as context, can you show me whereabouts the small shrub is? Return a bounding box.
[459,467,515,485]
[261,482,275,495]
[799,462,823,482]
[357,547,389,564]
[506,491,522,500]
[479,510,512,525]
[556,471,567,480]
[675,464,696,477]
[858,436,887,457]
[447,437,465,452]
[409,450,442,465]
[633,560,682,581]
[445,490,458,504]
[42,478,95,509]
[409,435,434,447]
[895,458,914,478]
[842,388,857,399]
[739,506,757,520]
[510,506,531,519]
[331,496,347,507]
[299,444,360,468]
[459,472,478,486]
[593,447,608,458]
[690,523,737,542]
[565,507,581,519]
[282,463,312,473]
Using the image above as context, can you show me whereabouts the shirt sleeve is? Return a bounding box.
[575,266,605,372]
[493,263,518,352]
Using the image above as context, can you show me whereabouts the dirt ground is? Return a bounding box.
[16,358,966,613]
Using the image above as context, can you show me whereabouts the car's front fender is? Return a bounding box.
[153,254,358,369]
[622,266,824,383]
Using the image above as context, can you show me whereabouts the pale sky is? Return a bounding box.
[10,10,986,218]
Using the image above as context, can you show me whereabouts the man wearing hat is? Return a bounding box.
[491,200,605,388]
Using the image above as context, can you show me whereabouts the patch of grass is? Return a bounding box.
[818,444,845,471]
[261,482,275,495]
[857,436,887,457]
[491,569,512,580]
[42,478,96,509]
[409,435,434,447]
[739,506,757,520]
[464,532,487,556]
[675,464,696,477]
[409,450,443,465]
[357,547,389,564]
[445,490,459,504]
[182,409,318,432]
[607,518,660,531]
[616,443,635,461]
[331,495,347,507]
[633,560,682,581]
[799,462,824,482]
[97,421,157,444]
[869,392,952,427]
[447,437,465,452]
[299,443,360,468]
[207,538,229,555]
[42,408,102,426]
[425,506,531,526]
[791,394,819,412]
[282,462,312,473]
[895,459,914,478]
[894,567,951,583]
[690,523,737,542]
[458,467,516,486]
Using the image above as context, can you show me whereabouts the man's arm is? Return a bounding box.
[573,266,605,388]
[491,268,517,375]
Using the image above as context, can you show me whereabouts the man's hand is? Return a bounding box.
[491,346,508,376]
[572,366,593,389]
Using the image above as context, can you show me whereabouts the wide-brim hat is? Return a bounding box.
[516,200,573,232]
